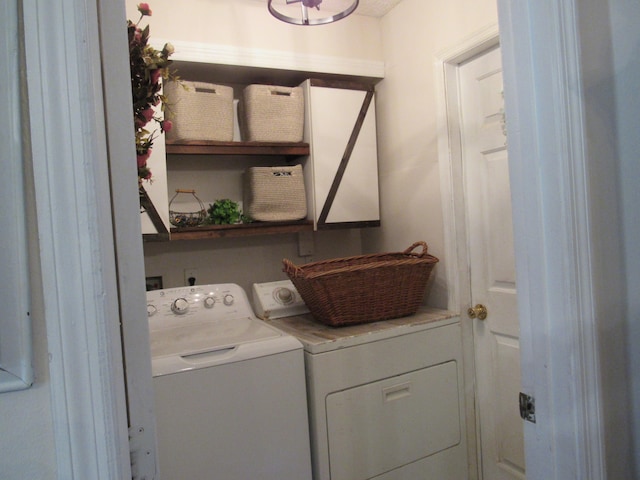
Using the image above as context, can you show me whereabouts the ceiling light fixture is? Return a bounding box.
[268,0,359,26]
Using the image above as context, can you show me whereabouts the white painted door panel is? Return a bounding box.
[459,46,525,480]
[0,0,33,393]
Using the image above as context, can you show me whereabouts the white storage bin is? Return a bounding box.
[240,85,304,142]
[165,80,234,142]
[244,165,307,221]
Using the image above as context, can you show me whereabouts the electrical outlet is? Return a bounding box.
[184,268,198,286]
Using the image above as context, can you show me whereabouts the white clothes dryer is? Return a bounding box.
[147,283,312,480]
[269,308,467,480]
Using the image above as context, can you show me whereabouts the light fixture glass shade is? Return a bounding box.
[268,0,359,26]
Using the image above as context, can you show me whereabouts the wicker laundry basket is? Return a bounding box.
[244,165,307,221]
[164,80,234,142]
[283,242,439,326]
[239,84,304,142]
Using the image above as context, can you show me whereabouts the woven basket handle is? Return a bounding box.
[195,86,219,94]
[282,258,303,277]
[403,241,429,257]
[270,87,293,97]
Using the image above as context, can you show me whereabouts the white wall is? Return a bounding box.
[144,230,364,292]
[363,0,499,308]
[126,0,382,63]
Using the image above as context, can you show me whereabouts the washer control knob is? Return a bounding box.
[146,304,157,317]
[223,294,234,306]
[171,297,189,315]
[203,296,216,308]
[275,287,294,305]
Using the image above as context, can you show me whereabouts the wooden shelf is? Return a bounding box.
[161,141,312,241]
[169,220,314,240]
[166,140,310,157]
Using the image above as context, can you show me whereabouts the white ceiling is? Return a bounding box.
[355,0,404,17]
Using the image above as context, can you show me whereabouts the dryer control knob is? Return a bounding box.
[274,287,294,305]
[203,296,216,308]
[147,304,157,317]
[171,297,189,314]
[223,294,234,306]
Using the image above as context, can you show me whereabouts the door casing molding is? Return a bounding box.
[435,23,500,480]
[22,0,131,477]
[497,0,609,477]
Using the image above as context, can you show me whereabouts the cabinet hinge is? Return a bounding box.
[519,392,536,423]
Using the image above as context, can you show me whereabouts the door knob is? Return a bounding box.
[467,304,488,320]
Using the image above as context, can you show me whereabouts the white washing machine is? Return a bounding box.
[147,283,312,480]
[267,307,468,480]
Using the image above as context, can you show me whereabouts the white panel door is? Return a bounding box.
[459,46,525,480]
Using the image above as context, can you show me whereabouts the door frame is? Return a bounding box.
[22,0,159,478]
[22,0,132,478]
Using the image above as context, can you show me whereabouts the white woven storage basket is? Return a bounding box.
[240,85,304,142]
[164,80,234,142]
[244,165,307,221]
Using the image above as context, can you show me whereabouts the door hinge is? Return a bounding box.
[129,424,157,480]
[519,392,536,423]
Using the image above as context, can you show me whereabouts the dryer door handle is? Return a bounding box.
[382,382,412,403]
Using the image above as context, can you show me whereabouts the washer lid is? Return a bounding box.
[150,316,280,359]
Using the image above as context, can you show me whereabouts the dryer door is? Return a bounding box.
[326,361,461,480]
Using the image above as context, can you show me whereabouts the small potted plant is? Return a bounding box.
[206,199,250,225]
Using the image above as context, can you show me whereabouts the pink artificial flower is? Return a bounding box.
[137,149,152,167]
[161,119,173,133]
[142,107,154,122]
[137,3,152,16]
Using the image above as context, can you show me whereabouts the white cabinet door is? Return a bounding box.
[140,94,170,238]
[302,80,380,229]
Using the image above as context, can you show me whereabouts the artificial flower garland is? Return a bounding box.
[128,2,176,182]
